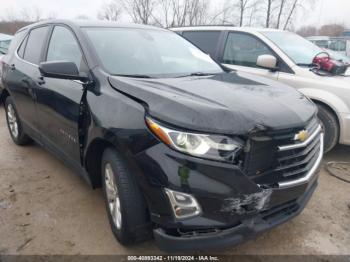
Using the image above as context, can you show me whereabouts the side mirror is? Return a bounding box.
[39,61,89,81]
[256,54,278,71]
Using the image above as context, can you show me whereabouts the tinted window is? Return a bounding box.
[7,30,26,56]
[47,26,83,69]
[182,31,220,58]
[23,26,49,65]
[223,32,273,68]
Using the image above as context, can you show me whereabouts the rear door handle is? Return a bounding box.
[37,76,45,85]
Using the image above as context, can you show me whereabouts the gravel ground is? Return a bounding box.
[0,105,349,255]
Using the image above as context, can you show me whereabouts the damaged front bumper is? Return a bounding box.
[154,180,317,252]
[134,122,323,252]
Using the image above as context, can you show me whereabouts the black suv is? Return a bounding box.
[1,20,323,252]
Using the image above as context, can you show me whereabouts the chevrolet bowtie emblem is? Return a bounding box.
[294,130,309,142]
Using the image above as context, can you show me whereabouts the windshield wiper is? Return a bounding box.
[176,72,216,78]
[296,63,315,67]
[112,74,153,78]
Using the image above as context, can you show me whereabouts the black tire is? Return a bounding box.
[4,96,32,146]
[101,148,152,245]
[317,104,339,153]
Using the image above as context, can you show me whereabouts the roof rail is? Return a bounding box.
[168,24,236,29]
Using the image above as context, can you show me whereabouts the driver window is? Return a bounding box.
[46,26,84,70]
[223,32,273,68]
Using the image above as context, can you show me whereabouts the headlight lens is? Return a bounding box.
[146,117,243,162]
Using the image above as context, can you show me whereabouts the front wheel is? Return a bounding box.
[317,104,339,153]
[101,148,152,245]
[5,97,32,146]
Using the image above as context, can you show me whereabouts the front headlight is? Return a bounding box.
[146,117,243,162]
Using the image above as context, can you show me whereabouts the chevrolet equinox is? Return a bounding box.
[1,20,323,252]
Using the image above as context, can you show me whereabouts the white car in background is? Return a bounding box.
[171,26,350,152]
[308,36,350,58]
[0,34,13,102]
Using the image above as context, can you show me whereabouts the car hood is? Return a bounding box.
[297,66,350,87]
[108,71,316,135]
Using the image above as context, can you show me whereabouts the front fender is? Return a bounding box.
[298,88,349,115]
[82,86,158,187]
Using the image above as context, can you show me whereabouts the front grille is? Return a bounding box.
[244,118,322,186]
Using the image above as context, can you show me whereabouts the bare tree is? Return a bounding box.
[265,0,273,27]
[154,0,175,27]
[319,24,345,37]
[186,0,209,26]
[154,0,209,27]
[247,2,259,26]
[283,0,298,30]
[236,0,250,26]
[20,6,42,22]
[208,0,233,25]
[276,0,286,28]
[98,0,123,21]
[259,0,317,30]
[0,21,32,34]
[171,0,194,26]
[122,0,156,24]
[296,25,318,37]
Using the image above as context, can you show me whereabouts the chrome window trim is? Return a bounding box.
[278,125,322,151]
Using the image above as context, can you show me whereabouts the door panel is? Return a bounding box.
[5,61,41,139]
[36,78,83,163]
[5,26,50,140]
[35,25,86,164]
[222,32,279,80]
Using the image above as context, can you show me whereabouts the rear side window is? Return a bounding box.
[23,26,49,65]
[46,26,83,70]
[17,35,28,58]
[182,31,221,58]
[7,30,26,56]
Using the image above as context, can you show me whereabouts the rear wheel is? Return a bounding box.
[5,97,32,146]
[101,148,152,245]
[316,104,339,153]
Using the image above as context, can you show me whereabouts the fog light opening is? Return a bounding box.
[165,188,202,219]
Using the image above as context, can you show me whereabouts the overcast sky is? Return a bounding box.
[0,0,349,29]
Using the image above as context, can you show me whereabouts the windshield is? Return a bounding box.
[83,27,223,77]
[262,31,323,65]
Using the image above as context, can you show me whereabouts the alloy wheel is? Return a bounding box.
[104,163,122,230]
[7,104,19,138]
